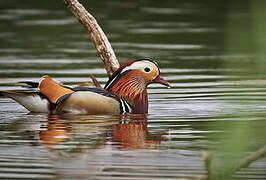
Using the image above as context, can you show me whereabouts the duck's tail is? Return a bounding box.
[0,90,49,113]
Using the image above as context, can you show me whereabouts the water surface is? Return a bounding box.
[0,0,265,179]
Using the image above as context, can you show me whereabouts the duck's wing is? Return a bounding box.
[56,90,121,114]
[0,90,49,113]
[40,76,132,115]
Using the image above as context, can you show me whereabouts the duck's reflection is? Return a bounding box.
[38,114,162,151]
[112,114,161,149]
[39,115,72,147]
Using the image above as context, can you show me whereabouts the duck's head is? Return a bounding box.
[104,58,170,114]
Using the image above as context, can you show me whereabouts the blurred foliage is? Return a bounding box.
[210,0,266,179]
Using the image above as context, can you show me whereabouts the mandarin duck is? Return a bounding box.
[0,59,170,114]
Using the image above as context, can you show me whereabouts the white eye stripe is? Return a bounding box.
[121,60,157,73]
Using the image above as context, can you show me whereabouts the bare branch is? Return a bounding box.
[61,0,120,77]
[230,145,266,173]
[208,145,266,179]
[201,151,212,180]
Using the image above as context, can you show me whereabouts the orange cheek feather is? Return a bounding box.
[141,68,158,83]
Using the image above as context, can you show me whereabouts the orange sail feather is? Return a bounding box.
[39,76,74,104]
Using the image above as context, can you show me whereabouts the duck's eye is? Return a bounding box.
[144,67,151,73]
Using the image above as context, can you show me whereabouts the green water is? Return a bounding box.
[0,0,265,179]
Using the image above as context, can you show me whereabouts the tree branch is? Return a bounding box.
[61,0,120,77]
[201,151,212,180]
[229,145,266,175]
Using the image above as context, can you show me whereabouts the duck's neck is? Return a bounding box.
[131,90,148,114]
[106,72,148,114]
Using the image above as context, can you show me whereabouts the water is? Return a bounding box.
[0,0,266,179]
